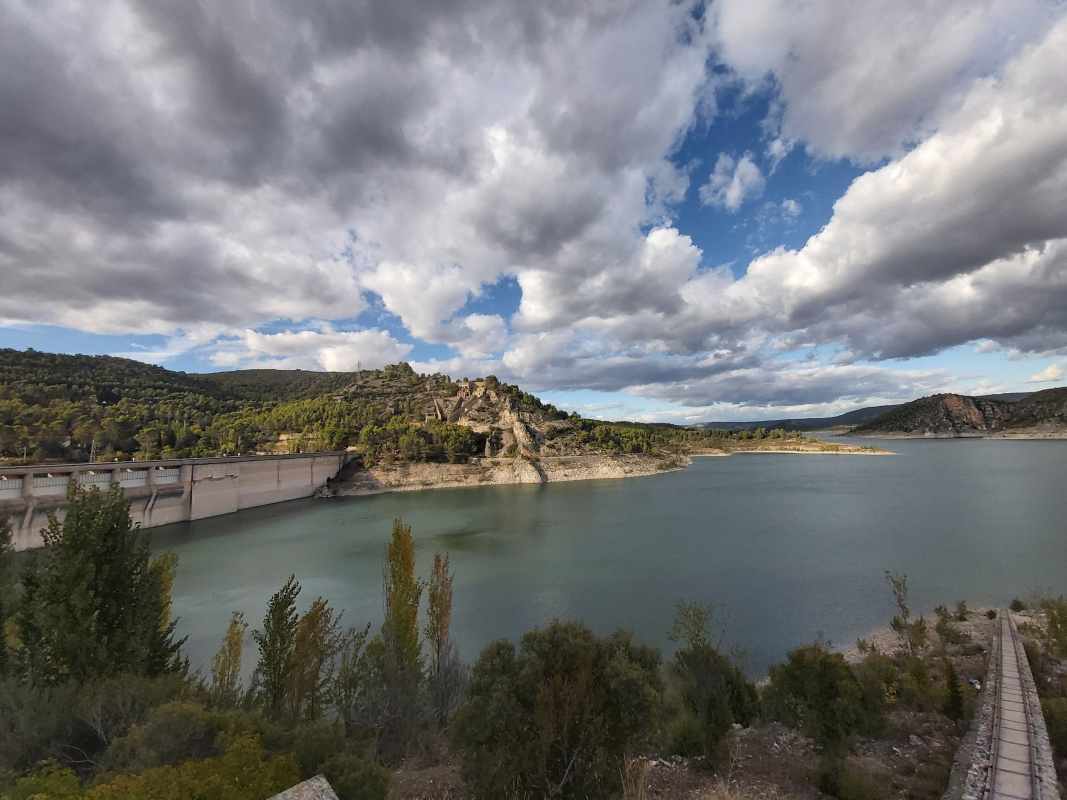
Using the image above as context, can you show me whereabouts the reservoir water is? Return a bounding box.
[154,438,1067,676]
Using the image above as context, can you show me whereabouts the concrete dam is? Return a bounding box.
[0,452,345,551]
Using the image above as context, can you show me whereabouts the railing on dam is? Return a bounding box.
[1,452,346,552]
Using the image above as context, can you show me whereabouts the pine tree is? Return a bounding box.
[16,483,185,685]
[252,574,301,718]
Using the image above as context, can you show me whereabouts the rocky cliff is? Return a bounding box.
[855,388,1067,436]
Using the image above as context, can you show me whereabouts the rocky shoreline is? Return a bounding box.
[328,440,890,497]
[330,453,689,497]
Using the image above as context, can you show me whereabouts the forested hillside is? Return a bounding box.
[0,349,719,464]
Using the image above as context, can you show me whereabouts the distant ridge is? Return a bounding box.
[698,392,1034,432]
[854,388,1067,436]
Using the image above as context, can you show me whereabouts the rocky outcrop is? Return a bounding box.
[334,453,688,496]
[855,390,1067,437]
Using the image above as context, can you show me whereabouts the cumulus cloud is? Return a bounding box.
[699,152,765,211]
[1028,364,1064,384]
[0,0,714,344]
[682,19,1067,360]
[210,327,412,372]
[4,1,1067,418]
[712,0,1059,162]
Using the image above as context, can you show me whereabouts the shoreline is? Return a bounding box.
[848,432,1067,440]
[332,441,893,498]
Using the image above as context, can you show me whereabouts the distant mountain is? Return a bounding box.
[854,388,1067,436]
[698,392,1035,432]
[699,404,898,431]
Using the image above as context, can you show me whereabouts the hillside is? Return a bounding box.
[854,388,1067,436]
[699,404,899,431]
[698,392,1033,432]
[0,349,721,464]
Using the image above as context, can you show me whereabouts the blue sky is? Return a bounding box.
[2,1,1065,421]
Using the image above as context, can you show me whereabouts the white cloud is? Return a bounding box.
[682,19,1067,359]
[699,152,765,211]
[780,198,801,218]
[713,0,1058,162]
[210,327,412,372]
[1028,364,1064,383]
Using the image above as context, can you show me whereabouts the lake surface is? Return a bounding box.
[154,438,1067,676]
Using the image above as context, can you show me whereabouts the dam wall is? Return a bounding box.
[0,452,344,551]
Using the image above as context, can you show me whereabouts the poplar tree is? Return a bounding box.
[378,518,425,760]
[382,519,424,680]
[210,611,249,709]
[425,552,462,723]
[288,596,344,721]
[252,574,301,719]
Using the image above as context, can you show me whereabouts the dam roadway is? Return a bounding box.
[972,612,1060,800]
[0,452,344,551]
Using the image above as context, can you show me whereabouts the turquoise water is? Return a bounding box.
[154,439,1067,675]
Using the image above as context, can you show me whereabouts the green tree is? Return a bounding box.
[382,519,424,682]
[424,553,464,724]
[16,484,184,685]
[377,519,426,760]
[452,620,663,800]
[252,574,301,719]
[209,611,248,709]
[288,597,345,722]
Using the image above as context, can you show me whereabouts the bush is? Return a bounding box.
[763,644,882,746]
[1043,697,1067,760]
[1010,598,1027,612]
[954,601,969,621]
[986,610,997,620]
[322,752,390,800]
[668,644,757,762]
[103,702,221,771]
[818,755,888,800]
[452,621,663,799]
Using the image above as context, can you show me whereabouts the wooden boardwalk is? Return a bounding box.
[984,614,1043,800]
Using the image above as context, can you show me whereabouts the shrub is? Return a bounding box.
[986,610,997,620]
[954,601,969,621]
[818,755,888,800]
[942,660,963,721]
[1010,597,1027,613]
[763,644,882,746]
[668,645,757,762]
[322,752,390,800]
[103,702,221,771]
[452,621,663,799]
[1043,697,1067,760]
[1040,596,1067,657]
[0,679,81,772]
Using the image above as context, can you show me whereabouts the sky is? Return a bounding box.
[2,1,1067,423]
